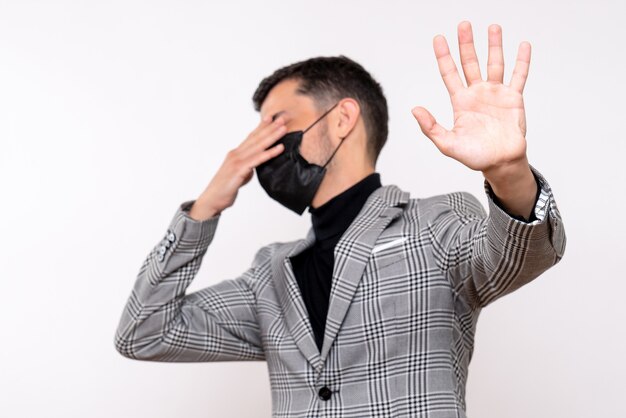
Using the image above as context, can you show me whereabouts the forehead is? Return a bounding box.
[260,78,311,120]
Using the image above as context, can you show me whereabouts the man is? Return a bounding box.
[114,21,566,417]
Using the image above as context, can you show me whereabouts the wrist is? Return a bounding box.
[482,157,532,196]
[188,195,223,221]
[483,159,537,221]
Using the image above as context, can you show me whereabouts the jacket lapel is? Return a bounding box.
[272,184,410,372]
[320,185,409,362]
[272,227,322,371]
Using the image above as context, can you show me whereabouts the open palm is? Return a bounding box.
[412,21,531,173]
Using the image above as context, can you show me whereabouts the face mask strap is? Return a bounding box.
[303,101,340,134]
[322,136,346,169]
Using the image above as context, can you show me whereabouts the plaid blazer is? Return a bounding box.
[115,163,566,417]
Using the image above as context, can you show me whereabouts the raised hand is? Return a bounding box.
[411,21,540,220]
[188,115,287,221]
[411,21,531,175]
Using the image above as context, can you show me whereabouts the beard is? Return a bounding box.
[314,119,337,169]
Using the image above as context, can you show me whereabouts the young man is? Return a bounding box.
[115,21,566,417]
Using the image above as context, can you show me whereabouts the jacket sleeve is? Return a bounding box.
[431,163,567,310]
[114,200,266,362]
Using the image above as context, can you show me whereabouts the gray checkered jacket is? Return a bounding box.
[114,164,566,417]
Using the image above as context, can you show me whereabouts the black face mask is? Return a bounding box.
[255,102,345,215]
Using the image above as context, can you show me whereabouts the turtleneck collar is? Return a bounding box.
[308,172,382,245]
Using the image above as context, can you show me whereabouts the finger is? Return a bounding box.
[239,122,287,160]
[251,114,274,136]
[487,24,504,83]
[411,106,452,155]
[248,142,285,170]
[253,115,286,141]
[509,41,531,94]
[433,34,465,97]
[257,122,288,152]
[457,21,482,86]
[239,115,286,151]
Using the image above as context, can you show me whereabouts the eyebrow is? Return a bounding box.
[271,110,287,121]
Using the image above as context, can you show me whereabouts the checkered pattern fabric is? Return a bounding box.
[115,163,566,417]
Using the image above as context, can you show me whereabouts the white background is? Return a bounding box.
[1,1,624,417]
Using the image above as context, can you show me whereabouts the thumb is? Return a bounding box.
[411,106,449,153]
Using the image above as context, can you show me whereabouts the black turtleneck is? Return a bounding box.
[289,172,382,352]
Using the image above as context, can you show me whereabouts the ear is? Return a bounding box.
[335,98,360,139]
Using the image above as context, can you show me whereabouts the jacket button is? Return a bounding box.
[318,386,332,401]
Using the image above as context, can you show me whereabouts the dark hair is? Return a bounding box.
[252,55,388,166]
